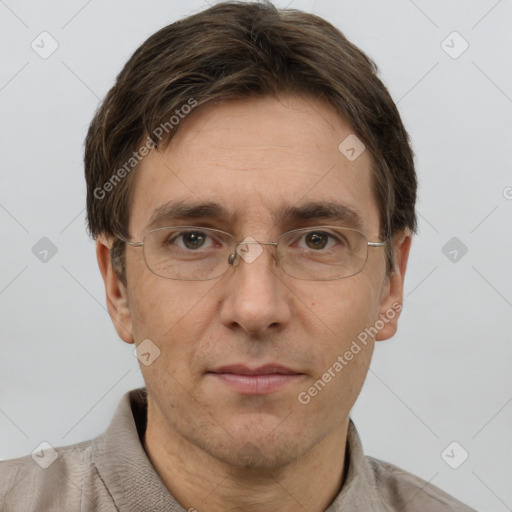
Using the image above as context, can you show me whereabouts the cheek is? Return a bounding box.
[128,276,220,377]
[301,275,382,342]
[296,282,378,420]
[299,343,373,426]
[127,259,210,336]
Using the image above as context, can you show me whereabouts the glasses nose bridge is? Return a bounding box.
[235,239,279,250]
[246,240,278,247]
[229,239,279,267]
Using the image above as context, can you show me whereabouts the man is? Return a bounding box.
[0,2,476,511]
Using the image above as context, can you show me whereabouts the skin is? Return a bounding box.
[97,94,411,512]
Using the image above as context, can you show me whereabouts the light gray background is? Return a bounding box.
[1,0,511,510]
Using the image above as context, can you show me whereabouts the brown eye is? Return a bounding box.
[181,231,207,249]
[305,232,329,250]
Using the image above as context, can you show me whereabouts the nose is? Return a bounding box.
[218,241,293,336]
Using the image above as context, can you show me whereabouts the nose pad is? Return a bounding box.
[227,242,278,269]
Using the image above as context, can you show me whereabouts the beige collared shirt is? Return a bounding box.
[0,388,476,511]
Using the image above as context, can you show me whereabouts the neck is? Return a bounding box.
[142,401,349,512]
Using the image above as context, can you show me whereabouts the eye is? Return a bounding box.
[304,231,329,250]
[170,231,214,250]
[298,230,344,251]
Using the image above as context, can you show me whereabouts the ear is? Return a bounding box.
[96,235,135,344]
[375,230,412,342]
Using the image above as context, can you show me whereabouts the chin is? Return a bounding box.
[196,420,311,470]
[213,438,304,470]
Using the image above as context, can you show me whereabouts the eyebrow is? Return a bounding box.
[146,200,364,231]
[276,202,364,230]
[147,201,230,229]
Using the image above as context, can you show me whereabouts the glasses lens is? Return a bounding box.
[143,227,234,280]
[277,227,368,280]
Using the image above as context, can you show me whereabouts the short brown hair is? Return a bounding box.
[85,1,417,284]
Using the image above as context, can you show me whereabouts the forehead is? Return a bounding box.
[129,95,380,236]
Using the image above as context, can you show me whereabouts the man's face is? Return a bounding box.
[101,95,407,469]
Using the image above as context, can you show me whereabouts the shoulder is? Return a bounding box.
[366,456,477,512]
[0,439,95,512]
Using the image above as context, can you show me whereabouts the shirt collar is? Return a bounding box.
[326,420,381,511]
[92,388,184,511]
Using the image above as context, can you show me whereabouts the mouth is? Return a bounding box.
[206,364,305,394]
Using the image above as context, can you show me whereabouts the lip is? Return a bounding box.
[207,364,305,394]
[210,364,301,375]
